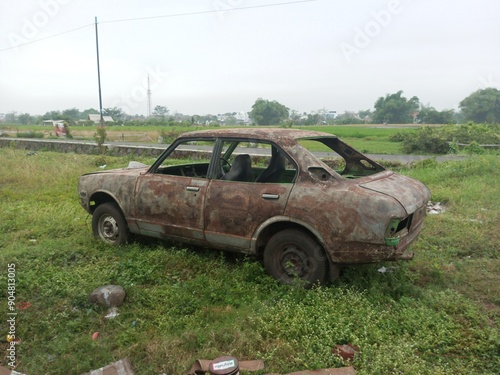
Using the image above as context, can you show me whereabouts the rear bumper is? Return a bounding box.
[328,215,425,264]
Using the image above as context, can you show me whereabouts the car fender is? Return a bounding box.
[251,215,328,256]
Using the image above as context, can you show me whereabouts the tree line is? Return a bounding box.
[2,87,499,126]
[249,88,500,126]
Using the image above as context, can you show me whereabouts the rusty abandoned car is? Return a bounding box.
[78,128,430,287]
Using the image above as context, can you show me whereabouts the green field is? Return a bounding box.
[0,148,498,374]
[0,124,416,154]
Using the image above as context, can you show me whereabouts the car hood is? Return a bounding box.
[359,172,430,214]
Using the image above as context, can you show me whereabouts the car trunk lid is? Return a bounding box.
[359,172,430,214]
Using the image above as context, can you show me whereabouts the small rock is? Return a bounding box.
[89,285,126,307]
[332,343,360,361]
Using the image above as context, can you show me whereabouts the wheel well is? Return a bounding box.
[89,192,119,214]
[255,221,322,257]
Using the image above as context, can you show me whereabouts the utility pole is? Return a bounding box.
[94,17,104,126]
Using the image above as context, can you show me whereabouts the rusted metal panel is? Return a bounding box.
[78,167,146,215]
[204,179,293,252]
[134,174,207,240]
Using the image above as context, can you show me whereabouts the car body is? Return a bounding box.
[78,128,430,287]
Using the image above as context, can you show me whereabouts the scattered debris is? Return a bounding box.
[91,332,99,340]
[208,356,239,375]
[187,359,264,375]
[427,201,446,215]
[80,358,135,375]
[1,358,356,375]
[0,366,28,375]
[26,151,37,156]
[377,266,399,274]
[89,285,126,308]
[104,307,120,319]
[16,302,31,310]
[332,343,360,362]
[186,358,356,375]
[98,164,107,169]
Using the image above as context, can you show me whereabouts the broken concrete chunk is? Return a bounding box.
[89,285,126,308]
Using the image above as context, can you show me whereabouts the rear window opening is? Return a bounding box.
[298,137,385,179]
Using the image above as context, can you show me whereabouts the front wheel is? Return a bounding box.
[92,203,129,245]
[263,229,328,288]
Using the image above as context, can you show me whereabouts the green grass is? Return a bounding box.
[2,124,415,154]
[0,149,498,374]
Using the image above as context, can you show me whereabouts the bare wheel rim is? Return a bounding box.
[280,244,310,279]
[98,214,119,243]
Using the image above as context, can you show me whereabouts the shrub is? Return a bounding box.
[401,127,450,154]
[16,131,44,138]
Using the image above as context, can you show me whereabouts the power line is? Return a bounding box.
[0,0,317,52]
[100,0,318,25]
[0,23,93,52]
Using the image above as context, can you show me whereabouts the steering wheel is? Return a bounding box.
[219,157,231,177]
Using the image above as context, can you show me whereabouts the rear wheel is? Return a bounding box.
[263,229,327,288]
[92,203,129,245]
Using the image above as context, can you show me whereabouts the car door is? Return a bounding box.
[132,139,216,243]
[204,141,296,252]
[134,174,208,242]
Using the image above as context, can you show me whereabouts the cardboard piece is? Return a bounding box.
[0,366,27,375]
[185,359,356,375]
[80,358,135,375]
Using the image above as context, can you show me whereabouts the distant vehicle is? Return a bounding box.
[78,128,430,287]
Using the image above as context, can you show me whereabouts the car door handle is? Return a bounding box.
[186,186,200,192]
[262,193,279,200]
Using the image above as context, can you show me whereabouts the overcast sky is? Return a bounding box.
[0,0,499,116]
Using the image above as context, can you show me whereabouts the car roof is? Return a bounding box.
[178,127,337,141]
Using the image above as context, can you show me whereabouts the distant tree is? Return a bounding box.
[373,91,420,124]
[62,108,80,120]
[417,105,454,124]
[249,98,289,125]
[4,112,17,123]
[17,113,35,125]
[304,113,321,125]
[153,105,169,117]
[103,107,125,120]
[42,110,62,120]
[459,88,500,123]
[81,108,99,120]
